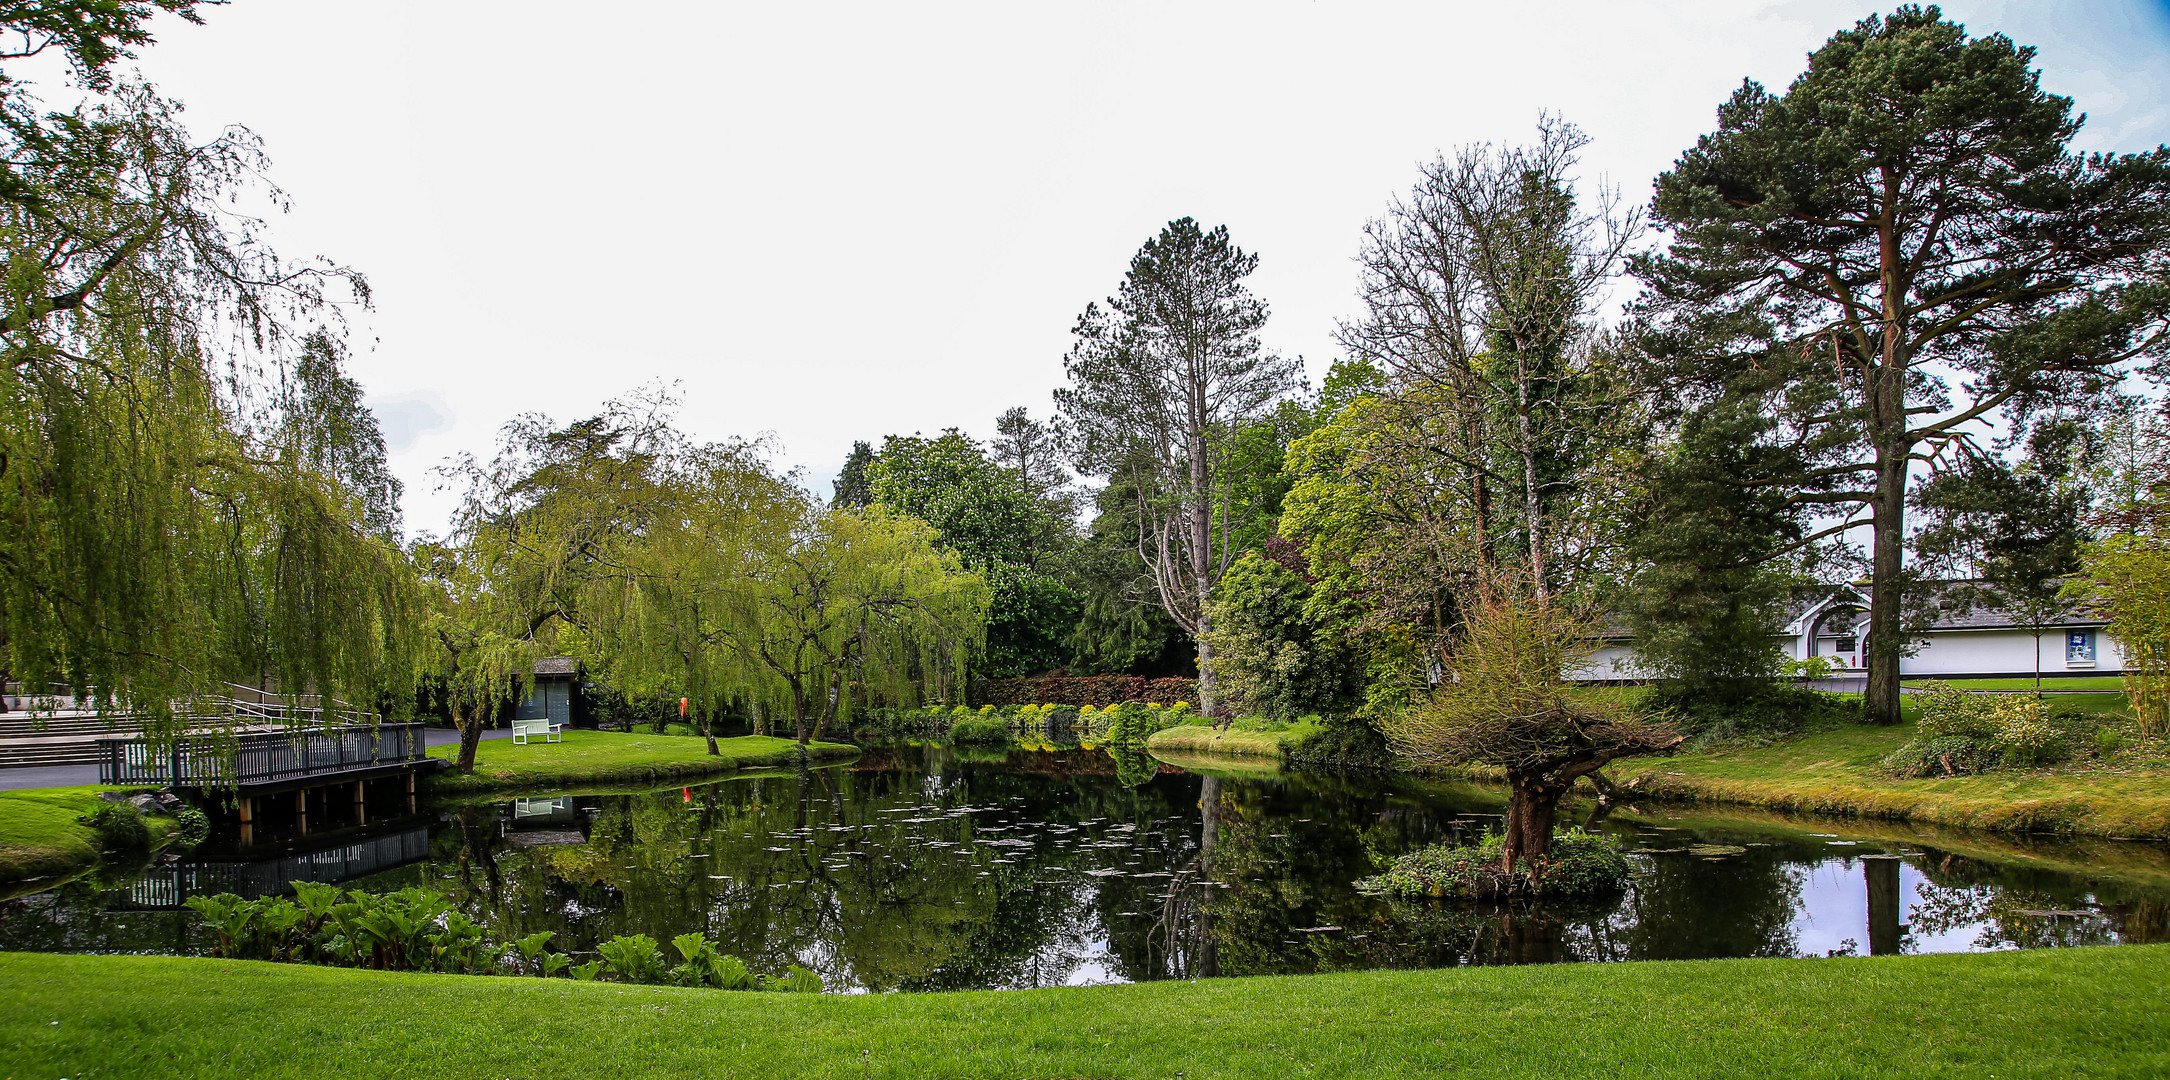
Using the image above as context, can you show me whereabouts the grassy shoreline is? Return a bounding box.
[3,947,2165,1078]
[0,786,180,886]
[424,731,860,794]
[1146,720,1312,759]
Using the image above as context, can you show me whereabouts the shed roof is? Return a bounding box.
[534,657,577,676]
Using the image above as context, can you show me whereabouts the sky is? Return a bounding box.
[69,0,2170,536]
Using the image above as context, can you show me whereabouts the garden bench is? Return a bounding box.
[511,718,563,745]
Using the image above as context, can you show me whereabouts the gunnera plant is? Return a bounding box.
[1357,829,1628,900]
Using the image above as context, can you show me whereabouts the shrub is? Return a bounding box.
[971,675,1198,707]
[172,806,210,847]
[2097,727,2125,755]
[1882,734,2003,778]
[80,803,149,850]
[1283,714,1396,770]
[1356,830,1628,900]
[949,715,1008,744]
[1990,695,2066,766]
[1915,681,1997,739]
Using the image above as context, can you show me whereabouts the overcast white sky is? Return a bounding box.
[92,1,2170,534]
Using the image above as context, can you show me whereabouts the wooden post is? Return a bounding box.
[296,787,308,838]
[237,795,255,847]
[405,771,417,814]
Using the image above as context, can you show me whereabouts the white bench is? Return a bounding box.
[511,718,564,745]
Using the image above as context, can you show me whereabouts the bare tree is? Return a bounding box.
[1337,116,1640,598]
[1057,218,1302,719]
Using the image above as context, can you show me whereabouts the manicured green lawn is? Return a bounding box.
[0,786,177,885]
[1605,714,2170,838]
[3,947,2165,1078]
[1902,676,2126,691]
[425,730,858,794]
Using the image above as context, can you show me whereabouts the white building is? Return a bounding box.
[1582,584,2120,683]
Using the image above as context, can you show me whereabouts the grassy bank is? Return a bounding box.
[1602,719,2170,839]
[426,731,859,795]
[0,786,179,885]
[1146,717,1318,759]
[3,947,2165,1078]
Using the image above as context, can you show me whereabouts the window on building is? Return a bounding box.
[1835,636,1858,654]
[2067,631,2095,664]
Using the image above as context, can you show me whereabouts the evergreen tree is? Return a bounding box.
[832,441,875,508]
[1057,218,1303,719]
[1634,6,2170,723]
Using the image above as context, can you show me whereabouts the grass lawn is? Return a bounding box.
[1902,676,2127,692]
[0,786,178,885]
[3,947,2165,1078]
[426,731,859,795]
[1604,713,2170,838]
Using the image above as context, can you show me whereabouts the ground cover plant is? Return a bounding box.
[1358,829,1628,899]
[424,731,857,794]
[181,884,823,991]
[3,946,2166,1078]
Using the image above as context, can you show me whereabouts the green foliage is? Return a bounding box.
[1282,715,1396,771]
[948,715,1009,744]
[1916,682,1998,740]
[77,803,147,850]
[1883,735,2004,779]
[870,429,1080,677]
[1887,683,2070,774]
[1203,548,1361,723]
[1621,400,1802,703]
[1356,830,1628,900]
[170,806,209,847]
[182,886,815,990]
[1634,7,2170,724]
[1990,696,2067,767]
[761,964,826,994]
[2073,527,2170,738]
[1643,684,1861,748]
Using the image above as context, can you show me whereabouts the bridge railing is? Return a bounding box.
[95,723,429,788]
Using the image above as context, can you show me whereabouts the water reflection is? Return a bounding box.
[1,742,2166,990]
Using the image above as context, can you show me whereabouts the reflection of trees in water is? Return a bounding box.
[1906,851,2163,951]
[1605,854,1807,960]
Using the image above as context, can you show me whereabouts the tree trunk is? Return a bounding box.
[1500,769,1565,874]
[702,712,719,756]
[1865,440,1909,725]
[1197,774,1221,979]
[812,673,840,744]
[1189,426,1219,725]
[1865,181,1911,727]
[454,704,485,774]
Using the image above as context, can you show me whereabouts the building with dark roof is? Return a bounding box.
[1582,584,2119,682]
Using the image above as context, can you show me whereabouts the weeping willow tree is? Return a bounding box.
[442,396,991,753]
[1,11,409,740]
[721,502,990,744]
[583,438,805,755]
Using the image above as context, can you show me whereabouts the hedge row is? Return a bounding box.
[970,676,1197,707]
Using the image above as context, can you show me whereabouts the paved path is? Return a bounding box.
[0,726,508,792]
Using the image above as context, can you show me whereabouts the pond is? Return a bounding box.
[4,742,2167,991]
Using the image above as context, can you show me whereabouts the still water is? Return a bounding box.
[4,742,2167,990]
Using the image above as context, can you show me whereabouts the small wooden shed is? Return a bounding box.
[514,657,593,729]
